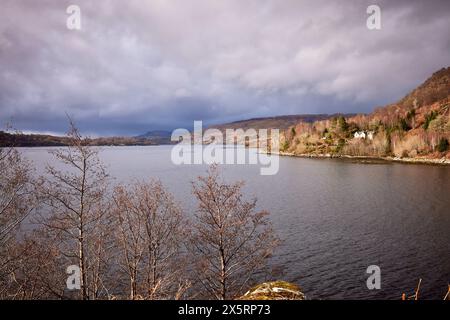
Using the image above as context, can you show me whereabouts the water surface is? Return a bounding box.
[21,146,450,299]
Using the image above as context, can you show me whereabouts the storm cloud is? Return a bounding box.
[1,0,449,135]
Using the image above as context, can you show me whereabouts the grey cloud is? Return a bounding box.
[1,0,449,135]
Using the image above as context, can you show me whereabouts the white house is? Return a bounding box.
[354,131,375,140]
[354,131,366,139]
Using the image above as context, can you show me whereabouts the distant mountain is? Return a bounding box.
[136,130,172,139]
[135,130,173,145]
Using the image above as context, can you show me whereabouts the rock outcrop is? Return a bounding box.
[238,281,306,300]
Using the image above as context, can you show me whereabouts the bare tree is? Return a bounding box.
[1,229,66,300]
[0,138,37,299]
[189,165,279,300]
[38,120,111,300]
[0,145,34,247]
[111,180,189,299]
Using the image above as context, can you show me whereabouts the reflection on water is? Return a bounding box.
[21,146,450,299]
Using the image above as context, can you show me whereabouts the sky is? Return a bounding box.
[1,0,449,136]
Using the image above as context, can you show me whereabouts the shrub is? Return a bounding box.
[385,132,392,155]
[336,138,346,153]
[428,115,447,132]
[392,133,428,158]
[437,138,449,152]
[337,116,349,132]
[406,109,416,120]
[423,111,438,130]
[348,122,360,134]
[291,127,296,136]
[281,140,290,152]
[399,118,411,131]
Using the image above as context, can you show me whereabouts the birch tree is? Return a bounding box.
[38,120,110,300]
[0,145,33,247]
[190,165,279,299]
[0,143,36,298]
[1,229,66,299]
[112,180,189,299]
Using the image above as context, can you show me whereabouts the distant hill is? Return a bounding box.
[375,67,450,117]
[136,130,172,144]
[209,114,355,131]
[0,131,69,147]
[136,130,172,139]
[0,131,172,147]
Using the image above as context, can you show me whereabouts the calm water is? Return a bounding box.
[21,146,450,300]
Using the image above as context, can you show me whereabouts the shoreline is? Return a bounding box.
[12,144,450,166]
[271,151,450,166]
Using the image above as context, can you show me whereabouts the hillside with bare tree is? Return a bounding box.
[279,67,450,162]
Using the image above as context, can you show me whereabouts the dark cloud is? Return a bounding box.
[1,0,449,135]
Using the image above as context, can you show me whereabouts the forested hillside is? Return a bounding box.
[280,67,450,160]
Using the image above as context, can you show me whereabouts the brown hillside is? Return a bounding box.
[280,67,450,160]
